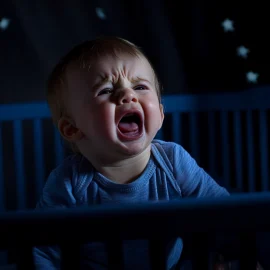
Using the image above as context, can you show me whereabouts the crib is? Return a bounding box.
[0,193,268,269]
[0,85,270,269]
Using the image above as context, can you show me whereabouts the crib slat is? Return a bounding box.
[246,110,255,192]
[221,111,230,188]
[33,119,44,198]
[0,122,4,211]
[13,120,25,210]
[208,112,216,176]
[259,110,269,191]
[172,112,181,144]
[190,112,199,160]
[54,128,64,166]
[233,111,243,191]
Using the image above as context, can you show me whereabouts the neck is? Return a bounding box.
[89,146,151,184]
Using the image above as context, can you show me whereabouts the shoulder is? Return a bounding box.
[152,140,229,197]
[151,139,190,164]
[50,154,92,183]
[151,139,193,176]
[152,139,177,148]
[151,139,177,155]
[38,154,94,208]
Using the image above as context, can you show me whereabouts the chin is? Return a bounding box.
[119,139,151,157]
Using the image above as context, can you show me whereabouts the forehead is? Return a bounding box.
[66,53,155,84]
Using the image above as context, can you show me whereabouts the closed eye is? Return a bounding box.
[98,88,113,96]
[134,85,148,90]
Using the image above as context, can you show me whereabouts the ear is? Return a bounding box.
[159,104,165,129]
[58,117,84,142]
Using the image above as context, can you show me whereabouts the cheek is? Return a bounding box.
[82,104,115,134]
[144,101,163,126]
[97,105,114,124]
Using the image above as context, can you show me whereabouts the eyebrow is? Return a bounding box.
[91,76,152,91]
[131,76,151,85]
[92,77,112,91]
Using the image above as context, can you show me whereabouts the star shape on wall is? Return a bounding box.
[222,19,234,32]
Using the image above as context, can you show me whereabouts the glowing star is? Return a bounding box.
[222,19,234,32]
[0,17,10,31]
[246,71,259,83]
[237,46,250,59]
[96,8,106,20]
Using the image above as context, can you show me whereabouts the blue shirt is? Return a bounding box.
[33,140,229,269]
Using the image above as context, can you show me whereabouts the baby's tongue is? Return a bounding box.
[118,122,139,133]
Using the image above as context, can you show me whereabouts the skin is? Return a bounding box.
[58,53,164,184]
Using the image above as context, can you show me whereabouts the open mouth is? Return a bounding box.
[117,112,143,141]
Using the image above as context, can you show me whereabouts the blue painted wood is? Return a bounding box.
[246,110,255,192]
[190,112,198,161]
[208,112,216,176]
[162,86,270,112]
[0,122,5,211]
[13,120,25,209]
[259,111,269,191]
[33,119,45,198]
[0,192,267,242]
[233,111,243,191]
[0,103,50,121]
[221,111,230,189]
[54,129,65,166]
[172,112,181,144]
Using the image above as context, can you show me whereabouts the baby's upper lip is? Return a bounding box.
[116,107,143,126]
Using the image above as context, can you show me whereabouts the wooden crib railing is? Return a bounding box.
[2,193,268,269]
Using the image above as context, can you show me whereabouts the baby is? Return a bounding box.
[33,36,229,269]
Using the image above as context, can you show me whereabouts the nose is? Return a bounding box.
[117,88,138,104]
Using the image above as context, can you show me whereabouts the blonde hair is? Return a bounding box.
[47,36,163,152]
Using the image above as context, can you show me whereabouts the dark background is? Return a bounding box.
[1,0,269,104]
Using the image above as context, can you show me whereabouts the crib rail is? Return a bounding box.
[2,193,269,269]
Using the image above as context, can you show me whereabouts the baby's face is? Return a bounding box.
[65,53,164,161]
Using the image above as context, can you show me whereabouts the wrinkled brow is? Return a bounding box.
[92,76,152,91]
[131,76,152,85]
[92,77,112,91]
